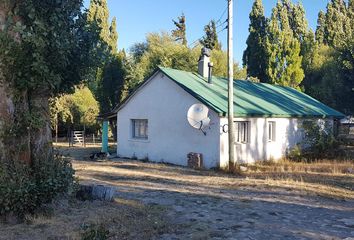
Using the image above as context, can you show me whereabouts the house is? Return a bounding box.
[112,51,344,169]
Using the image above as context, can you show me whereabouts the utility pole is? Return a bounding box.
[227,0,235,170]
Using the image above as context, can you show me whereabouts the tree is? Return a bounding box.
[172,13,187,46]
[200,20,221,50]
[0,0,93,164]
[109,17,118,53]
[315,11,326,43]
[303,0,354,114]
[243,0,268,82]
[87,0,110,46]
[97,53,126,113]
[70,86,100,130]
[289,2,308,44]
[320,0,349,47]
[265,0,304,88]
[87,0,124,118]
[50,86,99,141]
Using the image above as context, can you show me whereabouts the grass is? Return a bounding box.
[237,159,354,199]
[0,197,171,240]
[2,144,352,239]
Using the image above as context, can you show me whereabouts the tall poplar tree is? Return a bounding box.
[322,0,348,47]
[315,11,326,43]
[243,0,268,82]
[87,0,124,114]
[109,17,118,53]
[265,0,304,88]
[88,0,110,45]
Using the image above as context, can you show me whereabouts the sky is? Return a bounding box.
[83,0,329,64]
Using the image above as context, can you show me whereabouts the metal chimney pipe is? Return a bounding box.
[208,62,213,84]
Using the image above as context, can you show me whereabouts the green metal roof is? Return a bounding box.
[159,67,344,118]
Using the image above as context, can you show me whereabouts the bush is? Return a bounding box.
[0,155,76,219]
[289,120,340,161]
[81,223,110,240]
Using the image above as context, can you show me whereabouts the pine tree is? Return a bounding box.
[200,20,220,50]
[266,0,304,88]
[243,0,268,82]
[172,13,187,46]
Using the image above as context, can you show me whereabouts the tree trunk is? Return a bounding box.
[0,2,31,165]
[0,2,52,165]
[29,91,53,163]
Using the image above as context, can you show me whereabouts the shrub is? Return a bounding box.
[289,120,340,161]
[81,223,110,240]
[0,155,76,220]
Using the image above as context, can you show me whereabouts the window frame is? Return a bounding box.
[268,121,276,142]
[131,119,148,140]
[234,121,250,144]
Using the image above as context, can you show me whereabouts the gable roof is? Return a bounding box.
[158,67,344,118]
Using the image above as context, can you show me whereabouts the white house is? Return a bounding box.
[112,52,344,169]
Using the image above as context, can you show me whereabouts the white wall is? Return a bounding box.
[219,117,304,166]
[117,72,221,169]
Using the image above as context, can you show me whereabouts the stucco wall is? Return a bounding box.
[219,117,304,166]
[117,72,221,168]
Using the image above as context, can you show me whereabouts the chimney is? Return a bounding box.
[198,47,211,78]
[208,62,213,84]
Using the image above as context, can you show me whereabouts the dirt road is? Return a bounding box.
[73,157,354,240]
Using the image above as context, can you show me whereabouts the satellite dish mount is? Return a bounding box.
[187,104,211,136]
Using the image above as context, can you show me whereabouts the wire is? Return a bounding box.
[216,6,228,25]
[187,4,229,49]
[188,23,228,49]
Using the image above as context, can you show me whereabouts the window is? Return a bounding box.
[132,119,148,139]
[235,121,250,143]
[268,121,276,142]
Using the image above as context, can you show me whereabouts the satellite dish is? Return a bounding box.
[187,104,211,134]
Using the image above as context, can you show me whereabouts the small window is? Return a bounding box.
[132,119,148,139]
[268,121,276,142]
[235,121,250,143]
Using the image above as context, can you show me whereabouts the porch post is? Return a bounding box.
[102,120,109,153]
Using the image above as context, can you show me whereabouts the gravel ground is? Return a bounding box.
[73,157,354,240]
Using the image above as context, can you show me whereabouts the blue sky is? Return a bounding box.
[83,0,329,64]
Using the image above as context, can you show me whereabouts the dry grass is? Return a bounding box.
[245,159,354,175]
[238,159,354,199]
[0,197,171,240]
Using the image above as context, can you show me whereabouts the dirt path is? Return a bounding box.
[72,157,354,240]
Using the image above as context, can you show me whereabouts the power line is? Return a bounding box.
[188,23,228,49]
[188,3,228,48]
[216,6,228,25]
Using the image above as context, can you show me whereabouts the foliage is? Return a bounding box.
[0,155,76,219]
[289,120,340,161]
[172,13,187,46]
[50,86,99,131]
[1,0,95,94]
[303,0,354,114]
[122,32,247,97]
[81,223,110,240]
[96,52,126,113]
[243,0,268,82]
[265,0,304,89]
[124,32,199,93]
[87,0,122,113]
[200,20,221,51]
